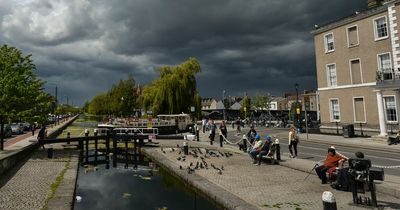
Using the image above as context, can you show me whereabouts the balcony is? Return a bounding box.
[376,69,400,89]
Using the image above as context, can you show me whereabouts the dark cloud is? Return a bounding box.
[0,0,366,105]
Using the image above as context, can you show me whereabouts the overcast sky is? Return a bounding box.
[0,0,367,106]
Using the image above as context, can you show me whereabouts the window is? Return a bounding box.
[347,26,359,47]
[330,99,340,121]
[324,33,335,53]
[378,53,392,80]
[353,97,365,122]
[384,96,397,122]
[327,64,337,87]
[350,59,362,84]
[374,16,388,40]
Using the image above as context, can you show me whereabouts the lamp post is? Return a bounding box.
[295,83,299,127]
[222,90,226,121]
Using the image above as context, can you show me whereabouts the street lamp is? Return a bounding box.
[222,90,226,121]
[295,83,299,127]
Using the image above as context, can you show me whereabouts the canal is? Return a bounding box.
[66,116,221,210]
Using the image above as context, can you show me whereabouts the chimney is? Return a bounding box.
[367,0,384,8]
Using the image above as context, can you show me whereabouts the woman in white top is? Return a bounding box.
[288,127,298,158]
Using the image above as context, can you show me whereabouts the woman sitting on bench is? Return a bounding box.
[316,147,347,184]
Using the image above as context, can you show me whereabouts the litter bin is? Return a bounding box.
[343,124,354,138]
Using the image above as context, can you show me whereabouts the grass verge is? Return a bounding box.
[40,157,71,210]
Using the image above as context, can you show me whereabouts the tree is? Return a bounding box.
[0,45,52,150]
[251,94,271,111]
[140,58,202,115]
[240,97,251,119]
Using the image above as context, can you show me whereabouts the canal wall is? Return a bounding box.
[142,148,260,210]
[0,115,79,178]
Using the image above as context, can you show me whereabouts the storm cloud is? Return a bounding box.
[0,0,367,105]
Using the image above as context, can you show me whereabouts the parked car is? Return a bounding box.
[19,122,31,131]
[10,123,24,134]
[0,124,12,138]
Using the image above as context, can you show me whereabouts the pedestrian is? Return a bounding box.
[37,125,47,149]
[316,147,347,184]
[288,127,298,158]
[247,125,257,145]
[219,120,227,140]
[202,118,206,133]
[31,124,35,136]
[236,117,241,134]
[208,119,217,142]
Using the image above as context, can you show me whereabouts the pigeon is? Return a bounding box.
[182,158,186,162]
[179,165,183,170]
[194,162,199,169]
[162,150,166,154]
[200,163,204,169]
[221,165,224,170]
[171,148,175,152]
[217,169,222,175]
[177,157,181,161]
[177,144,180,148]
[190,162,193,167]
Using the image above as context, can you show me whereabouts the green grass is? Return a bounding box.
[40,158,71,210]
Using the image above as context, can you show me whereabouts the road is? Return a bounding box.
[224,127,400,176]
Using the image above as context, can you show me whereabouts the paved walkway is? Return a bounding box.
[143,126,400,210]
[0,117,78,210]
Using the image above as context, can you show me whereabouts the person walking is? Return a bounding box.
[219,120,227,140]
[208,119,217,143]
[288,127,298,158]
[37,125,47,149]
[31,124,35,136]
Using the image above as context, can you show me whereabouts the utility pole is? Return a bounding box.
[223,90,226,121]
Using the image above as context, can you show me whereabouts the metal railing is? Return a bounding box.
[376,69,400,83]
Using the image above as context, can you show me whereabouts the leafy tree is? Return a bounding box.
[140,58,201,115]
[108,75,138,116]
[240,97,251,118]
[251,94,271,111]
[0,45,52,149]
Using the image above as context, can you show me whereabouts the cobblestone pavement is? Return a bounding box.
[147,139,400,210]
[0,150,70,210]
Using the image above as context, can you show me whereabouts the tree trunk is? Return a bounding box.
[1,116,4,150]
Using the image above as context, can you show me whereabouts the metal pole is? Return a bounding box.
[223,90,226,121]
[305,109,309,141]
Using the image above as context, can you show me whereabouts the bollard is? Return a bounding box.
[183,141,189,155]
[47,145,53,158]
[322,191,337,210]
[242,135,247,153]
[275,139,281,161]
[219,132,223,147]
[196,127,200,142]
[67,132,71,144]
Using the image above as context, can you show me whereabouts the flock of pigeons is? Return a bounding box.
[160,145,234,175]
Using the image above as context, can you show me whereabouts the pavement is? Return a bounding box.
[142,126,400,210]
[0,117,79,210]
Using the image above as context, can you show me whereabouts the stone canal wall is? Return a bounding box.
[142,147,260,210]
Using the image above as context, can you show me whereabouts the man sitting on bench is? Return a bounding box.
[316,147,347,184]
[255,135,273,166]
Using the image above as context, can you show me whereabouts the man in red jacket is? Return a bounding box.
[316,147,346,184]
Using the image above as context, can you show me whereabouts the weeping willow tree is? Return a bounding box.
[140,58,202,115]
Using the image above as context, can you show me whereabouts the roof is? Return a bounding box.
[310,1,393,35]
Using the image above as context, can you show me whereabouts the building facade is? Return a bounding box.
[312,0,400,136]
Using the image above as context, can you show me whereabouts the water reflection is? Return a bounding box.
[74,157,221,210]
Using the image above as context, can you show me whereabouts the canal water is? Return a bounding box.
[70,115,221,210]
[74,161,221,210]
